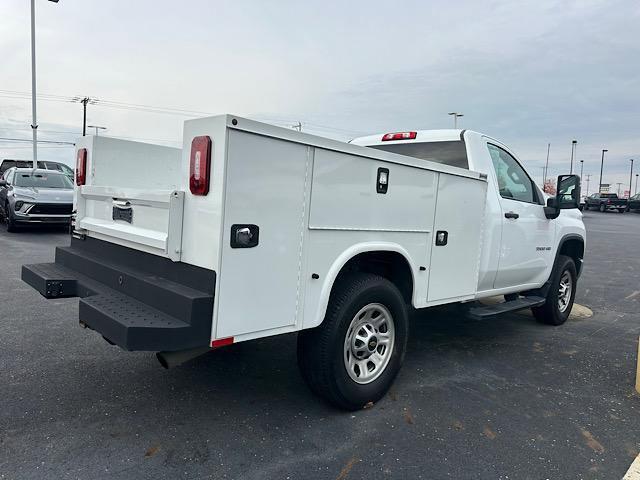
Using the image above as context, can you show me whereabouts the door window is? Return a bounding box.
[487,144,537,204]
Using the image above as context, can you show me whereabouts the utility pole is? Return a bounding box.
[570,140,577,174]
[599,149,608,193]
[544,143,551,184]
[72,96,98,135]
[448,112,463,128]
[585,174,591,196]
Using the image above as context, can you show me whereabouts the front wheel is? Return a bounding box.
[4,202,16,232]
[599,203,606,212]
[618,208,626,213]
[532,255,577,326]
[297,273,408,410]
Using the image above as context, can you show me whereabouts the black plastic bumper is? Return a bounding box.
[22,237,215,352]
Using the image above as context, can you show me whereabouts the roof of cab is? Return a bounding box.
[350,129,466,146]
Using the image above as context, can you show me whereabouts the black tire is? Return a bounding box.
[531,255,577,326]
[4,202,16,232]
[599,203,606,212]
[618,208,625,213]
[297,273,408,410]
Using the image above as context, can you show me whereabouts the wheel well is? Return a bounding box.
[333,251,414,304]
[559,238,584,276]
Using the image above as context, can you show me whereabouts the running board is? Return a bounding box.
[467,296,546,320]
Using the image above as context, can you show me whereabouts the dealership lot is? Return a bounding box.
[2,212,640,479]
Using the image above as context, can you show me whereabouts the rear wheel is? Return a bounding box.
[618,208,626,213]
[599,203,606,212]
[297,273,408,410]
[532,255,577,326]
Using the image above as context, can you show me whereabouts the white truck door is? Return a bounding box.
[486,143,555,289]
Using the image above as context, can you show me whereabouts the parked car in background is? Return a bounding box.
[628,193,640,212]
[0,159,74,182]
[584,193,627,212]
[0,168,73,232]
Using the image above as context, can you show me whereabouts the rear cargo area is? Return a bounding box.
[74,136,185,261]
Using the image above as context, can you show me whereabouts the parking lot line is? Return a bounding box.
[623,453,640,479]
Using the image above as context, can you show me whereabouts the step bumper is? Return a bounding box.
[22,237,215,352]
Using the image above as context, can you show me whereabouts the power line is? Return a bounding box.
[0,136,75,145]
[0,89,368,135]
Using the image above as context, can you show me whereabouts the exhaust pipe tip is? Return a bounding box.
[156,345,211,369]
[156,352,170,369]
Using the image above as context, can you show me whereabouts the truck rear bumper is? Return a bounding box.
[22,237,215,352]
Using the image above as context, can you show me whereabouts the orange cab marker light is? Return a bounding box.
[212,337,234,348]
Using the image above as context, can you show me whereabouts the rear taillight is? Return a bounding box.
[76,148,87,186]
[381,131,417,141]
[190,136,212,195]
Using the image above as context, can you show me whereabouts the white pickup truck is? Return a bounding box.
[23,115,585,410]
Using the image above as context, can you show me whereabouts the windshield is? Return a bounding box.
[14,172,73,189]
[367,141,469,169]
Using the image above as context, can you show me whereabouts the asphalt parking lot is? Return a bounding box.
[2,211,640,480]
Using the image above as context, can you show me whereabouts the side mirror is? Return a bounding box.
[557,174,581,209]
[544,174,580,219]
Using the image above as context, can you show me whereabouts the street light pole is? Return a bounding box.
[30,0,38,168]
[29,0,59,173]
[448,112,463,128]
[87,125,107,136]
[629,159,634,199]
[599,149,608,193]
[636,174,639,195]
[585,174,591,196]
[544,143,551,185]
[580,160,584,179]
[570,140,577,174]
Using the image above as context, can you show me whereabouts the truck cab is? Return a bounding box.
[352,129,585,298]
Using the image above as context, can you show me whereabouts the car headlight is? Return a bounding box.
[14,201,24,210]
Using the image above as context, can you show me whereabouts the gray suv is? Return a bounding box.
[0,159,74,182]
[0,168,73,232]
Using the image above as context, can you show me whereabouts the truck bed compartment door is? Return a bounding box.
[215,131,310,339]
[427,174,487,302]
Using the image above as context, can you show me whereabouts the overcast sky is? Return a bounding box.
[1,0,639,193]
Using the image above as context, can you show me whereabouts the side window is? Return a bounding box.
[59,164,73,176]
[6,169,14,185]
[487,144,536,204]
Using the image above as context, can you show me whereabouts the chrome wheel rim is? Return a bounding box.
[557,271,572,313]
[343,303,395,384]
